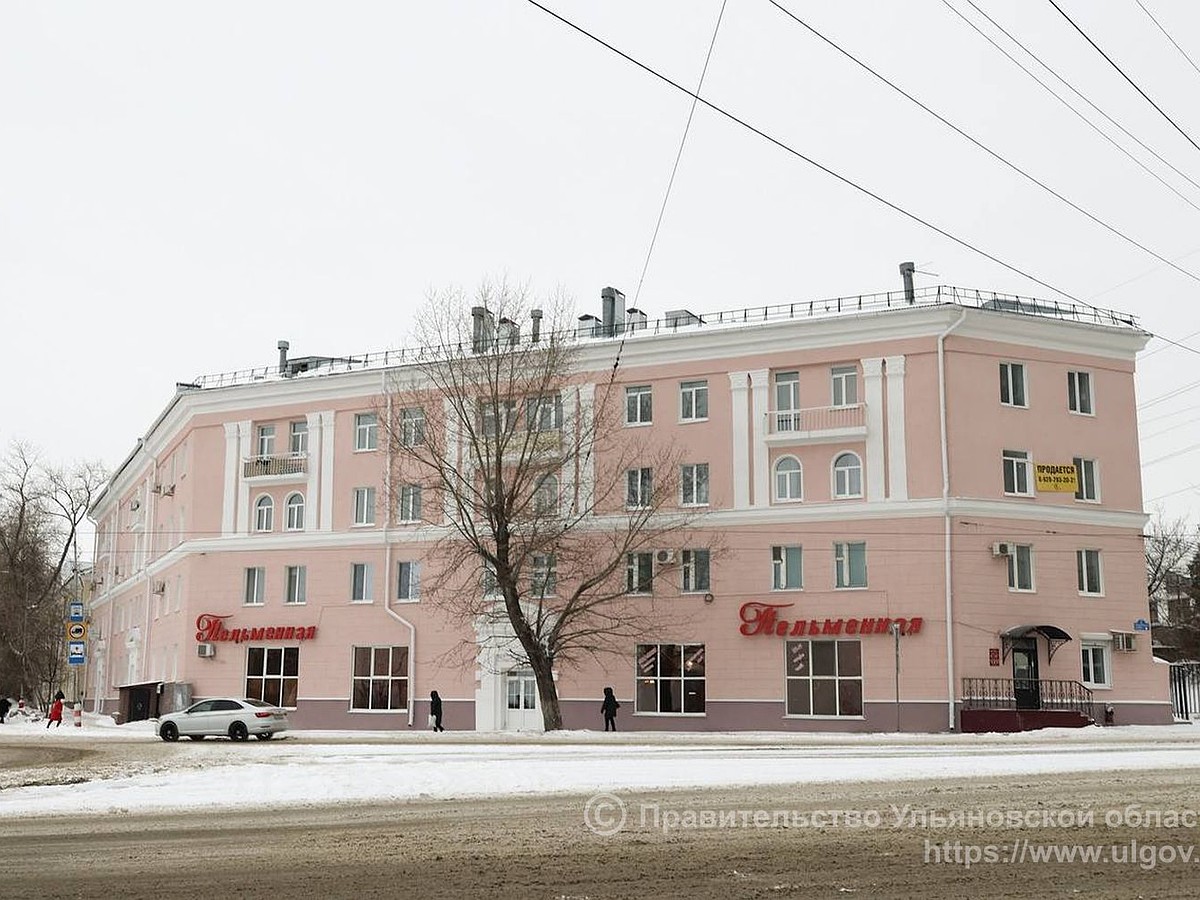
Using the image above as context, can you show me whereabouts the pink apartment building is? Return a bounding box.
[86,284,1171,732]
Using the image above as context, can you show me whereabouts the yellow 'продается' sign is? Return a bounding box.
[1034,463,1079,492]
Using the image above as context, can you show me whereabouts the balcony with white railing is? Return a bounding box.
[764,404,867,444]
[242,453,308,480]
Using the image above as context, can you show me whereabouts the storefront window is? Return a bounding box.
[351,645,409,710]
[785,640,862,716]
[245,646,299,708]
[635,643,706,714]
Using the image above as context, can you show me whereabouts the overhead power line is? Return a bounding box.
[1048,0,1200,157]
[768,0,1200,289]
[1135,0,1200,82]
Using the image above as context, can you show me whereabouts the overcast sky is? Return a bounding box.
[3,1,1199,543]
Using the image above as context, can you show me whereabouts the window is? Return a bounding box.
[285,493,305,530]
[534,475,558,515]
[1002,450,1032,496]
[351,563,373,602]
[480,400,517,437]
[834,542,867,588]
[1007,544,1034,591]
[774,457,802,502]
[244,567,265,606]
[774,372,800,431]
[289,420,308,454]
[245,646,299,707]
[1077,549,1103,595]
[1000,362,1027,408]
[352,487,376,526]
[680,380,708,421]
[351,646,409,711]
[786,640,863,716]
[831,365,858,407]
[626,467,653,509]
[1081,642,1111,688]
[832,452,862,499]
[1073,457,1099,502]
[682,549,710,592]
[401,407,426,446]
[254,496,274,532]
[626,385,652,425]
[626,552,653,594]
[532,553,557,597]
[256,424,276,456]
[481,561,499,596]
[399,484,422,522]
[526,394,563,432]
[1068,371,1093,415]
[355,413,378,451]
[636,644,705,714]
[397,561,420,601]
[681,463,709,506]
[284,565,307,604]
[772,545,803,590]
[507,671,537,711]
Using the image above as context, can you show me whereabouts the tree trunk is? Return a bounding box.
[533,661,563,731]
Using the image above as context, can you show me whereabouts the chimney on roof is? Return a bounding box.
[601,287,626,337]
[530,308,543,343]
[277,340,290,376]
[471,306,494,354]
[498,317,520,347]
[899,262,915,304]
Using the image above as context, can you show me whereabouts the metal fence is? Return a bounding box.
[1169,663,1200,721]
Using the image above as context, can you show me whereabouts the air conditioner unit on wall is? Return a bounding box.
[196,642,216,658]
[655,549,676,565]
[1112,632,1137,652]
[992,542,1013,557]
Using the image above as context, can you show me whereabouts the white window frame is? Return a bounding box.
[785,639,864,718]
[254,495,274,532]
[1073,457,1100,503]
[1007,544,1034,592]
[832,452,863,499]
[401,407,426,446]
[398,484,423,523]
[351,563,373,603]
[526,394,563,432]
[774,371,800,431]
[772,545,803,591]
[1068,370,1094,416]
[682,548,710,593]
[284,565,307,605]
[626,385,653,425]
[354,413,378,451]
[533,475,558,516]
[352,487,376,526]
[681,463,709,506]
[531,552,557,597]
[999,362,1027,408]
[626,551,654,594]
[289,420,308,454]
[1081,641,1112,689]
[635,643,706,715]
[284,492,305,531]
[244,567,266,606]
[1077,549,1104,596]
[679,380,709,422]
[774,456,803,502]
[397,561,421,602]
[1002,449,1033,496]
[626,467,653,509]
[350,645,409,712]
[834,541,868,589]
[256,424,276,457]
[830,365,858,408]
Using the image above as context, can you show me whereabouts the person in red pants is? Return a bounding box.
[46,694,64,728]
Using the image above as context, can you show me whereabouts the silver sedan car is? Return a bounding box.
[158,698,289,742]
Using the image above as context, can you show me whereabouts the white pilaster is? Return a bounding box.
[862,358,885,502]
[444,398,460,524]
[234,420,252,534]
[577,383,596,514]
[749,369,770,508]
[728,371,751,510]
[305,411,324,531]
[221,422,240,536]
[884,355,908,501]
[319,411,336,532]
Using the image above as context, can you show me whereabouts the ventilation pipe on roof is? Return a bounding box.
[601,287,626,337]
[471,306,494,354]
[498,317,520,347]
[530,308,543,343]
[900,261,916,304]
[277,340,290,376]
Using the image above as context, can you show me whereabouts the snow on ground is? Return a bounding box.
[1,717,1197,819]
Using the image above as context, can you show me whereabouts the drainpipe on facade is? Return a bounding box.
[381,374,415,727]
[141,452,159,689]
[938,308,967,731]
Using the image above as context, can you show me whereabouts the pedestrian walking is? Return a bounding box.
[429,690,445,732]
[601,686,620,732]
[47,695,64,728]
[0,695,10,724]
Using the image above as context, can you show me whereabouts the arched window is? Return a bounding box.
[285,493,305,530]
[833,452,863,499]
[254,495,274,532]
[774,456,803,502]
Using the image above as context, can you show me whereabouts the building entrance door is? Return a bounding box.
[503,670,541,731]
[1011,639,1041,710]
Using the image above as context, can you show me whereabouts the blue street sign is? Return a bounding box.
[1134,618,1151,632]
[67,641,86,666]
[68,602,85,623]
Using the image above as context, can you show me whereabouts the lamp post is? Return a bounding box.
[889,621,902,733]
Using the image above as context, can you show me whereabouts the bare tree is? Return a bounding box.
[1144,509,1194,604]
[0,444,106,706]
[381,282,708,730]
